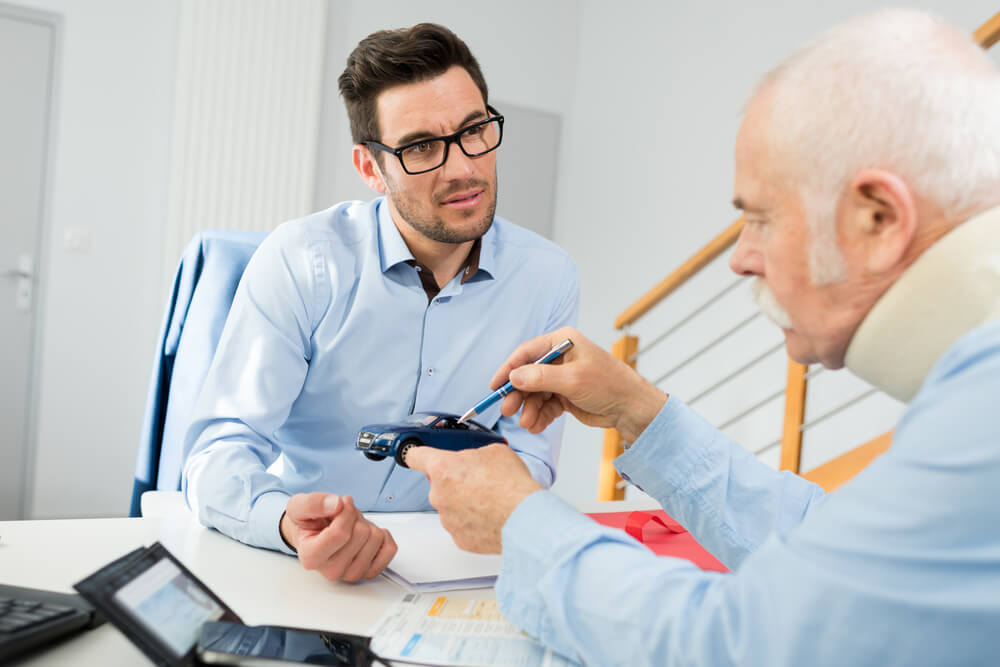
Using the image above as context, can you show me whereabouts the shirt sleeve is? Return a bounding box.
[182,227,325,555]
[497,327,1000,666]
[616,397,826,569]
[496,254,580,487]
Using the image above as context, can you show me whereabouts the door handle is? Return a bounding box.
[2,254,35,312]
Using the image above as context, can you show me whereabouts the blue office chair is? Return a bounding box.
[130,230,268,516]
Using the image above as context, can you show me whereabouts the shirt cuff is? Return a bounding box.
[248,490,296,555]
[517,452,555,488]
[614,396,718,503]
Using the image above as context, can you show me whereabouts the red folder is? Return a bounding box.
[586,510,728,572]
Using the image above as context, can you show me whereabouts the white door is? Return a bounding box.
[0,7,57,520]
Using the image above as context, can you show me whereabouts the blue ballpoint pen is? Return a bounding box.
[457,338,574,424]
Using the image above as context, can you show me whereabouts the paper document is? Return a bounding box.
[365,512,501,591]
[370,593,579,666]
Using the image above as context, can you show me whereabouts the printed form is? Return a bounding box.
[370,594,579,666]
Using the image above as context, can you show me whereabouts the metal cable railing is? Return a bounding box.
[650,311,761,386]
[751,386,879,456]
[717,385,786,432]
[628,277,746,363]
[687,340,785,407]
[801,388,878,432]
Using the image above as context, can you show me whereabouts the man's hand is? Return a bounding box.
[280,493,397,582]
[405,445,542,554]
[491,327,668,443]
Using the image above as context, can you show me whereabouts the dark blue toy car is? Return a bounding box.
[356,412,508,467]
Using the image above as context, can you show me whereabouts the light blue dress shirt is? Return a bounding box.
[498,319,1000,666]
[183,198,579,555]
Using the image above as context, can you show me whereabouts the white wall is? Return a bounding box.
[17,0,582,518]
[12,0,180,518]
[549,0,1000,503]
[313,0,580,209]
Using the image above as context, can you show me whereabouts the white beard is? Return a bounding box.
[752,278,793,329]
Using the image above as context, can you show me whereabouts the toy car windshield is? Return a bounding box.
[403,414,485,431]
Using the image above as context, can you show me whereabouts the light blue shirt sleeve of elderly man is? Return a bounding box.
[182,198,579,555]
[498,319,1000,666]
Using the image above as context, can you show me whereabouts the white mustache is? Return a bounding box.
[752,279,793,330]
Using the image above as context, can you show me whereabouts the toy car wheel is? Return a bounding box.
[396,438,421,467]
[364,452,386,461]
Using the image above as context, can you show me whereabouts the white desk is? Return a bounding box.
[1,492,660,665]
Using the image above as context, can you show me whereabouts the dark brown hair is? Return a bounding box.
[338,23,489,146]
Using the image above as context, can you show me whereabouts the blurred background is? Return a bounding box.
[2,0,997,520]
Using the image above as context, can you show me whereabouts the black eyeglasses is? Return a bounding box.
[365,105,504,175]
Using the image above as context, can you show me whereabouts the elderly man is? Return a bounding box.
[407,9,1000,666]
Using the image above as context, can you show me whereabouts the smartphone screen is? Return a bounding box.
[112,556,229,659]
[197,620,373,666]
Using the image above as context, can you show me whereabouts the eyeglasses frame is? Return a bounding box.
[364,105,505,175]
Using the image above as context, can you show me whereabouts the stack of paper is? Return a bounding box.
[364,512,501,592]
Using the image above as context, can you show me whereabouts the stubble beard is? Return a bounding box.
[388,176,497,244]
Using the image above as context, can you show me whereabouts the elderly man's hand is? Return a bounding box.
[280,493,397,582]
[491,327,668,443]
[405,444,543,554]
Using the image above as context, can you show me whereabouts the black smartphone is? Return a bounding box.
[196,620,374,666]
[74,543,243,666]
[75,542,379,667]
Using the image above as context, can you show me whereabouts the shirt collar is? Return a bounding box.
[376,196,498,281]
[477,220,498,280]
[377,198,416,273]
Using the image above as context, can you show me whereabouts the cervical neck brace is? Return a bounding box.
[845,206,1000,402]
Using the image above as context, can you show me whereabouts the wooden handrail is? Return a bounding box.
[615,217,744,329]
[974,11,1000,48]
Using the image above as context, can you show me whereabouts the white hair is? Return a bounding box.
[756,9,1000,284]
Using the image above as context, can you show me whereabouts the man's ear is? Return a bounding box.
[353,144,387,194]
[843,169,917,275]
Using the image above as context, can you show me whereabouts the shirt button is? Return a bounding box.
[385,495,394,502]
[434,298,441,304]
[620,472,631,482]
[427,368,434,375]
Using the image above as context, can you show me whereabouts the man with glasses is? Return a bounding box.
[182,23,578,582]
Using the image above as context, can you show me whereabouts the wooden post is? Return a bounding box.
[779,357,808,473]
[598,335,638,500]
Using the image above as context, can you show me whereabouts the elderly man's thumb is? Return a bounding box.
[510,364,559,392]
[404,445,431,472]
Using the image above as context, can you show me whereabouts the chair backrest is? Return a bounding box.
[130,230,267,516]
